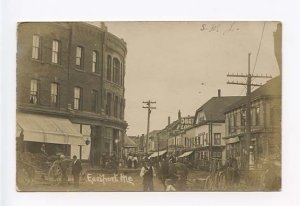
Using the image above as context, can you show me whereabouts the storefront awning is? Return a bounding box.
[123,135,137,148]
[178,151,193,158]
[149,150,167,158]
[17,113,85,145]
[225,136,240,144]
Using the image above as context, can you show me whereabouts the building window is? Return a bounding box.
[91,90,98,112]
[107,55,112,81]
[74,87,82,110]
[205,133,209,145]
[255,107,260,126]
[52,40,60,64]
[106,93,112,116]
[92,51,99,73]
[229,113,237,133]
[119,98,123,119]
[32,35,40,60]
[114,96,119,118]
[241,109,246,127]
[214,133,221,145]
[76,46,83,69]
[50,83,59,106]
[30,79,39,104]
[113,58,120,85]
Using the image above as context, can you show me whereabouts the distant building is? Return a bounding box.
[16,22,127,166]
[167,110,194,155]
[183,90,243,169]
[123,135,137,157]
[146,130,162,152]
[128,135,144,153]
[223,76,281,169]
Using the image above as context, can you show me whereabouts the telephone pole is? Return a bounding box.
[142,100,156,154]
[227,53,272,170]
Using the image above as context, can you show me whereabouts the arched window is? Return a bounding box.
[113,58,120,85]
[107,55,112,81]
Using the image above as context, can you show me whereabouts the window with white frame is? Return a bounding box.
[52,40,60,64]
[92,51,99,73]
[214,133,221,145]
[51,83,59,106]
[121,63,123,86]
[241,109,246,126]
[32,35,40,60]
[107,55,112,81]
[76,46,83,68]
[30,79,39,104]
[74,87,82,110]
[255,107,260,126]
[113,58,121,85]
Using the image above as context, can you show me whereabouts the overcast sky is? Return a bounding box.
[103,22,280,136]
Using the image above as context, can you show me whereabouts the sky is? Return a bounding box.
[103,22,280,136]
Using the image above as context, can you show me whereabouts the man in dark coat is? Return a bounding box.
[140,160,156,191]
[72,155,82,187]
[159,158,169,189]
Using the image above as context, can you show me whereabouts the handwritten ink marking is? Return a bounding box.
[200,23,240,35]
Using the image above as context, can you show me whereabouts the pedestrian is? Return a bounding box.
[165,179,176,192]
[40,144,47,156]
[140,159,156,191]
[71,155,82,187]
[159,158,169,189]
[59,155,69,185]
[231,157,240,185]
[133,154,138,169]
[127,153,133,168]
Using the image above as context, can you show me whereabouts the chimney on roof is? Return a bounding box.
[218,89,221,97]
[168,116,171,125]
[101,22,107,31]
[178,110,181,120]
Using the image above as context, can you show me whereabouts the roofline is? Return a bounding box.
[195,96,244,112]
[185,120,224,131]
[224,94,281,113]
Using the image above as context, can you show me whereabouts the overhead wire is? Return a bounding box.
[252,22,266,76]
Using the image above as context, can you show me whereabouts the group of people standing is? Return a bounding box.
[127,153,139,169]
[139,156,188,192]
[50,155,82,187]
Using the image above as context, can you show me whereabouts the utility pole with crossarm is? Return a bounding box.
[142,100,156,154]
[227,53,272,170]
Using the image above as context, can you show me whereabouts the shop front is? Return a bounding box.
[16,112,86,157]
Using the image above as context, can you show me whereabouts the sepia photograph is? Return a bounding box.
[16,21,281,192]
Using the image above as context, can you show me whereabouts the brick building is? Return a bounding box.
[16,22,127,167]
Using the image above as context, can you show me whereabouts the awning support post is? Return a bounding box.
[79,145,82,160]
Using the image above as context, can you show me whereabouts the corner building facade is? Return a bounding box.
[17,22,127,167]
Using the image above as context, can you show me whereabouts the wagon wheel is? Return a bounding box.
[48,162,62,185]
[17,165,32,187]
[205,175,213,191]
[218,171,226,190]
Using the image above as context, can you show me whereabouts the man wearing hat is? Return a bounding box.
[59,155,69,185]
[71,155,82,187]
[140,159,156,191]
